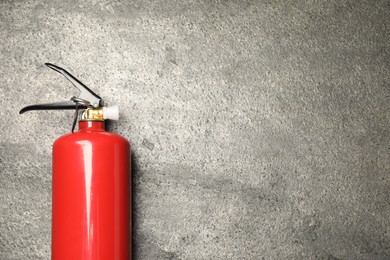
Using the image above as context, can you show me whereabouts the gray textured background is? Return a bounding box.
[0,0,389,259]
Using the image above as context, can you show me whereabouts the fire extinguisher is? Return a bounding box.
[20,63,131,260]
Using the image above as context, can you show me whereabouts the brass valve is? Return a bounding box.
[81,108,104,121]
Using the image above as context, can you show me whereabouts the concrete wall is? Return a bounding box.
[0,0,389,259]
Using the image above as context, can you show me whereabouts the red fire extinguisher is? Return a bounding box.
[20,63,131,260]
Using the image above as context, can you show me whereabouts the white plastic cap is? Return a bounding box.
[103,105,119,120]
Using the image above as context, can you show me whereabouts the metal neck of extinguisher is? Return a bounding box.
[19,63,119,132]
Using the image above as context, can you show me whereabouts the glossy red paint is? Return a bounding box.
[52,121,130,260]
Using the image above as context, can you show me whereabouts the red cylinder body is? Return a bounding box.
[52,121,130,260]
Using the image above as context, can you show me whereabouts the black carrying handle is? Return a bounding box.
[19,63,103,114]
[19,101,88,114]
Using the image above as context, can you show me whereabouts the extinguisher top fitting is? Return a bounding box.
[19,63,119,131]
[81,106,119,121]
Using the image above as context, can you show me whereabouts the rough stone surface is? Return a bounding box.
[0,0,389,259]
